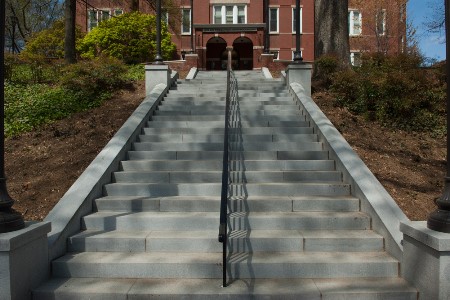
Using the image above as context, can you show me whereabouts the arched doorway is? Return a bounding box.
[206,37,227,70]
[233,37,253,70]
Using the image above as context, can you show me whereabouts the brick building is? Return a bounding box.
[76,0,407,69]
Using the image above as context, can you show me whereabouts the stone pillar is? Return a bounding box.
[253,46,264,69]
[260,53,274,69]
[286,63,313,96]
[185,53,199,69]
[145,64,171,96]
[400,221,450,300]
[0,222,51,300]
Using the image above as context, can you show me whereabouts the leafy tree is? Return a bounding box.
[78,12,176,64]
[20,19,83,59]
[5,0,62,53]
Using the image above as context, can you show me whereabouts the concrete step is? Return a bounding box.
[94,195,359,213]
[166,91,290,97]
[153,109,302,116]
[156,104,300,111]
[68,229,383,253]
[103,182,350,197]
[132,141,322,151]
[51,251,398,279]
[137,134,318,143]
[142,126,314,135]
[146,120,310,128]
[162,97,293,104]
[121,159,335,171]
[81,211,366,231]
[149,115,305,122]
[33,277,417,300]
[112,171,342,183]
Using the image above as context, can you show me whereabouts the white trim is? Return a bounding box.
[212,4,247,25]
[269,7,279,34]
[181,8,191,35]
[349,9,362,36]
[292,7,303,34]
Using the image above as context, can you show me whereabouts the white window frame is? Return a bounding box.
[181,8,191,35]
[161,11,169,27]
[376,9,387,36]
[350,51,362,67]
[292,7,303,34]
[269,7,279,34]
[349,10,362,36]
[88,8,122,31]
[213,5,247,25]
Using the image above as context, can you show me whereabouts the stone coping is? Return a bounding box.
[290,82,409,260]
[44,73,178,261]
[0,221,51,251]
[401,221,450,251]
[186,67,198,80]
[262,67,272,79]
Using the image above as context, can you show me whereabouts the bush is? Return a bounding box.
[78,12,176,64]
[313,55,340,88]
[59,57,128,99]
[20,19,84,59]
[331,53,445,131]
[4,83,84,136]
[4,54,64,84]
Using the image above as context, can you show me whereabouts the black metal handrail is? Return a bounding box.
[218,47,235,288]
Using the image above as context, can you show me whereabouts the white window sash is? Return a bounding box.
[269,8,279,33]
[213,5,247,25]
[292,7,303,34]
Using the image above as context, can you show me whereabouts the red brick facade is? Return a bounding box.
[76,0,406,70]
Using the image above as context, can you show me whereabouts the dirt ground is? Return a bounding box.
[4,82,446,221]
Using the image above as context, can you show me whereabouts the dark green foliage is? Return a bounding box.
[329,53,446,132]
[78,12,176,64]
[313,55,340,88]
[60,57,128,98]
[4,56,137,137]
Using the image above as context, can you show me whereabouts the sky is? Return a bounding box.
[408,0,446,61]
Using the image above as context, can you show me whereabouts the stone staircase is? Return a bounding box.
[34,71,416,299]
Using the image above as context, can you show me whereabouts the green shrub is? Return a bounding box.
[20,19,84,59]
[313,55,340,88]
[4,83,85,136]
[125,64,145,81]
[5,53,64,84]
[78,12,176,64]
[59,57,128,99]
[331,53,445,132]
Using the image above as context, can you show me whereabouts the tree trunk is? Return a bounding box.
[131,0,139,12]
[314,0,350,64]
[64,0,76,64]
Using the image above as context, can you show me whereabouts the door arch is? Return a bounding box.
[233,36,253,70]
[206,37,227,70]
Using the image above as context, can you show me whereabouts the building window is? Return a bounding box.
[349,10,362,36]
[213,5,246,24]
[292,7,303,33]
[237,6,245,24]
[269,8,279,33]
[88,8,123,31]
[350,51,362,66]
[182,9,191,34]
[376,9,387,36]
[162,11,169,26]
